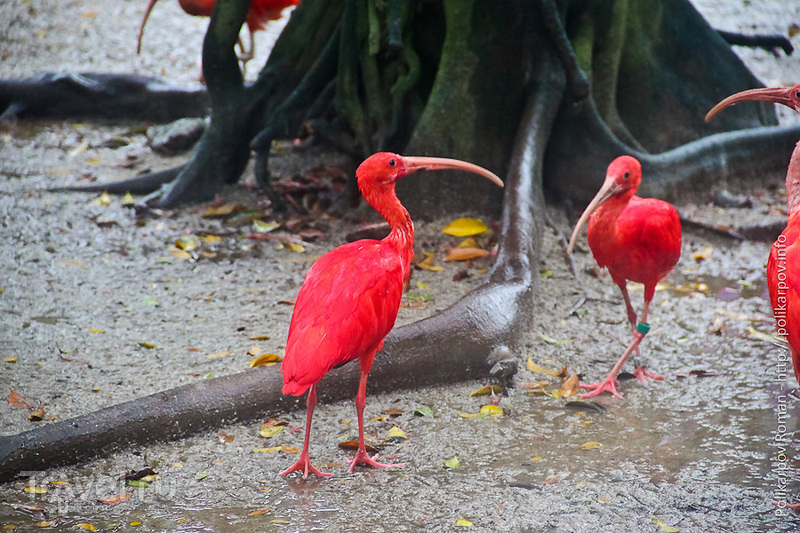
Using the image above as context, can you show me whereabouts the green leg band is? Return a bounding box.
[636,322,650,335]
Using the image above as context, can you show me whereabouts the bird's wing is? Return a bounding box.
[612,198,682,282]
[281,240,407,395]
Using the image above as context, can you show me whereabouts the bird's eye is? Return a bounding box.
[388,159,397,167]
[795,90,800,100]
[623,171,630,179]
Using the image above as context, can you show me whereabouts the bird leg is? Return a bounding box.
[629,300,664,384]
[348,369,405,472]
[617,282,641,359]
[280,385,331,478]
[580,331,647,399]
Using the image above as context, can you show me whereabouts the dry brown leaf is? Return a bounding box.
[444,247,490,262]
[8,390,35,409]
[99,493,131,504]
[338,440,379,454]
[558,372,580,397]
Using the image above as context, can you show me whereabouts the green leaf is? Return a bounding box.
[413,406,434,417]
[444,455,461,469]
[195,472,208,481]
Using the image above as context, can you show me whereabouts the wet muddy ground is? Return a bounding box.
[2,0,800,532]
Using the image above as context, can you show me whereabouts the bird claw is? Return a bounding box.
[580,378,623,399]
[279,456,332,479]
[633,366,664,384]
[348,449,405,472]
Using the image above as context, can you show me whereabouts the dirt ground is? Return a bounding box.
[2,0,800,532]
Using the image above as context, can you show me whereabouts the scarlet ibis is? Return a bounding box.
[706,84,800,389]
[279,152,504,478]
[567,156,682,398]
[137,0,299,65]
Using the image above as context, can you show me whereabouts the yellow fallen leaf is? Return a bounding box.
[558,372,580,397]
[455,517,474,527]
[205,350,231,359]
[416,281,430,290]
[23,486,47,494]
[469,385,504,397]
[4,356,17,363]
[532,456,542,461]
[91,192,110,206]
[168,246,192,260]
[416,252,443,272]
[202,204,242,218]
[250,352,284,367]
[175,235,200,251]
[253,446,282,453]
[87,329,105,334]
[76,524,97,532]
[597,496,612,503]
[748,326,777,344]
[527,358,566,377]
[370,415,387,422]
[479,404,503,416]
[457,237,478,248]
[691,246,713,262]
[259,425,285,438]
[249,509,270,516]
[249,335,270,341]
[388,427,407,439]
[286,243,305,253]
[442,217,489,237]
[537,332,573,345]
[651,517,680,532]
[444,247,490,262]
[580,441,604,450]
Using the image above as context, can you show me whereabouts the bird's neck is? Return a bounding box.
[596,192,634,220]
[787,141,800,216]
[366,185,415,261]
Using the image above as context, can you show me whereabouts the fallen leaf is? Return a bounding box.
[597,496,612,503]
[122,192,135,206]
[87,328,106,334]
[455,517,474,527]
[91,192,110,206]
[8,390,35,409]
[218,431,234,444]
[200,234,222,244]
[202,204,244,218]
[413,406,434,416]
[580,441,604,450]
[748,326,776,344]
[691,245,713,262]
[415,252,443,272]
[168,246,192,260]
[460,404,504,419]
[249,335,271,341]
[444,247,490,261]
[126,480,149,488]
[259,425,284,438]
[527,358,567,377]
[195,472,208,481]
[442,217,489,237]
[469,385,504,397]
[138,341,155,349]
[444,455,461,469]
[338,440,379,454]
[23,486,47,494]
[27,406,46,421]
[141,295,161,307]
[537,332,573,345]
[250,352,284,367]
[75,524,97,532]
[205,350,231,359]
[381,408,404,416]
[415,281,430,290]
[253,220,281,233]
[249,509,270,516]
[558,372,580,397]
[253,446,282,453]
[3,356,16,363]
[651,517,680,532]
[99,493,131,504]
[388,426,407,440]
[175,235,200,251]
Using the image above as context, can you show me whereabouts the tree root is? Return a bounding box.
[0,73,208,123]
[48,166,183,195]
[718,30,794,56]
[0,52,563,483]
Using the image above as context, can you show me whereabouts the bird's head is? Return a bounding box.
[355,152,503,194]
[705,83,800,122]
[566,155,642,254]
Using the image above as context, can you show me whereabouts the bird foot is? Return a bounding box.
[633,366,664,384]
[772,501,800,510]
[580,376,622,399]
[279,454,332,479]
[348,449,404,473]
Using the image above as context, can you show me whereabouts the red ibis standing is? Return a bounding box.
[567,156,682,398]
[279,153,504,478]
[706,84,800,388]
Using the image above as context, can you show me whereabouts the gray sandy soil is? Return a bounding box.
[1,0,800,531]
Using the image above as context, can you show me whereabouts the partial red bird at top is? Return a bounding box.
[137,0,299,69]
[706,84,800,388]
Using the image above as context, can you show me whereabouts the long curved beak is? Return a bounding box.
[566,178,619,254]
[400,156,504,188]
[137,0,161,54]
[705,86,797,122]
